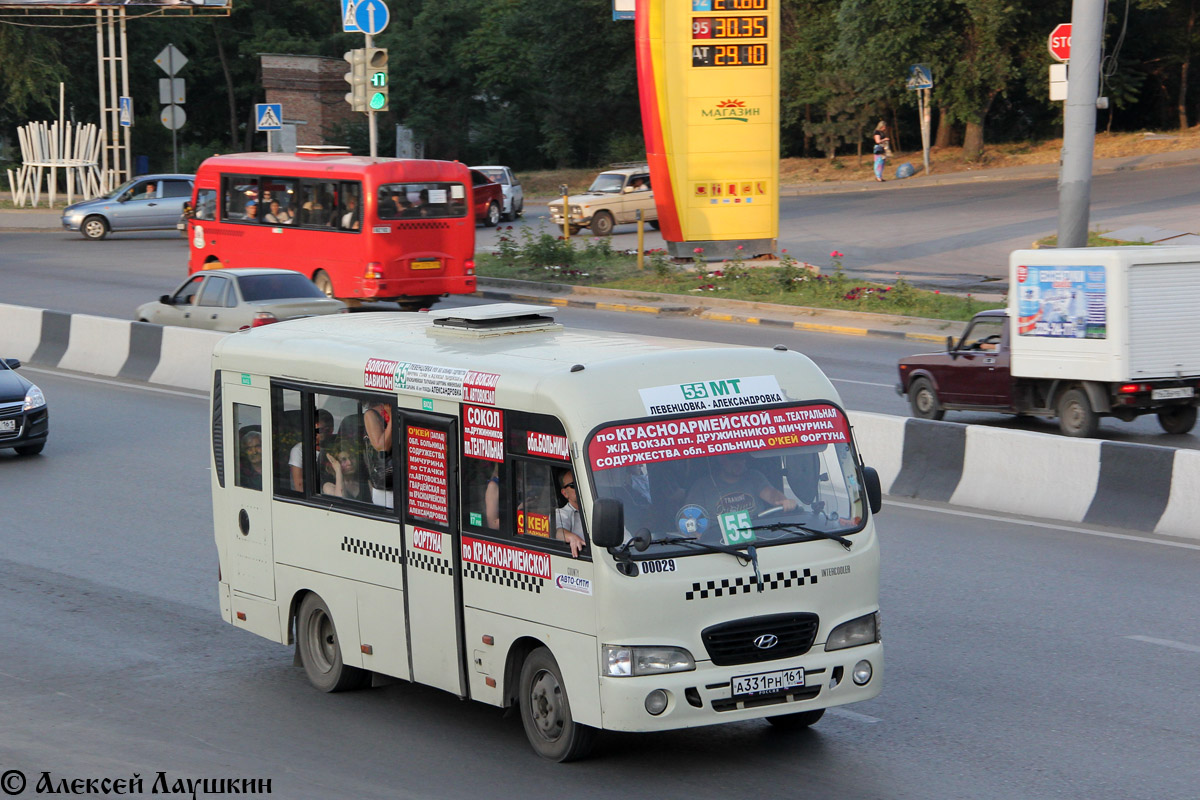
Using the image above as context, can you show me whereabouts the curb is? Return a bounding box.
[2,300,1195,542]
[475,279,954,344]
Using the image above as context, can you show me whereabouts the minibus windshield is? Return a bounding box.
[586,404,866,559]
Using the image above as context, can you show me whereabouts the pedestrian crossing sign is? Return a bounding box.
[255,103,283,132]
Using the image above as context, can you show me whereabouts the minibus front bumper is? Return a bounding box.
[595,642,883,732]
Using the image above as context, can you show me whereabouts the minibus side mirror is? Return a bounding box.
[591,497,625,549]
[862,466,882,515]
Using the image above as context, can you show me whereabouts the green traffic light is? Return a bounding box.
[369,92,387,111]
[371,71,387,88]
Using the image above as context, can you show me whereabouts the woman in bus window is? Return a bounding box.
[363,401,394,508]
[323,439,370,502]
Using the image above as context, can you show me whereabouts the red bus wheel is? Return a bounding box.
[314,271,335,299]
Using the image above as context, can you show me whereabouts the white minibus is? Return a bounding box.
[210,304,883,760]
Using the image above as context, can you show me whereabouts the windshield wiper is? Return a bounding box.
[744,521,853,550]
[643,536,766,592]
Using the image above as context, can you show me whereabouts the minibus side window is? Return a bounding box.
[271,387,303,496]
[515,460,558,540]
[233,403,263,491]
[463,457,504,531]
[313,392,373,505]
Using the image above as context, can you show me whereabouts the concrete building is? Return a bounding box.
[260,54,359,152]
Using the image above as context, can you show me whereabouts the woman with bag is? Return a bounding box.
[872,121,890,182]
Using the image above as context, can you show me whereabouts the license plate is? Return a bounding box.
[732,667,805,697]
[411,259,442,270]
[0,419,15,433]
[1152,387,1194,400]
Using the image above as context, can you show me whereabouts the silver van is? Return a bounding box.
[61,174,194,240]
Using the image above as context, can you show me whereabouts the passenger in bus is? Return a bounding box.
[381,191,410,219]
[485,463,501,530]
[243,200,258,221]
[322,439,371,502]
[363,401,394,508]
[290,409,334,492]
[685,452,797,520]
[340,195,361,230]
[238,430,264,491]
[555,470,587,558]
[300,194,326,225]
[264,199,292,225]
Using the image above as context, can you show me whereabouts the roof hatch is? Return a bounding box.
[427,303,561,337]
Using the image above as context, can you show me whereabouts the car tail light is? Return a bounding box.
[251,312,278,328]
[1118,383,1149,394]
[465,259,475,275]
[364,262,383,280]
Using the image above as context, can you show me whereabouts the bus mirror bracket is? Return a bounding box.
[591,497,625,549]
[861,466,882,515]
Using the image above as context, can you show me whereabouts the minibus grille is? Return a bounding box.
[701,612,819,666]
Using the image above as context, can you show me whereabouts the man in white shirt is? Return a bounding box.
[555,470,587,558]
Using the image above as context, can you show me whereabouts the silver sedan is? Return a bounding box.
[136,268,347,332]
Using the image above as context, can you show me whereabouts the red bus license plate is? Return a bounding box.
[411,259,442,270]
[732,667,805,697]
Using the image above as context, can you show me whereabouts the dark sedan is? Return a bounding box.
[0,359,48,456]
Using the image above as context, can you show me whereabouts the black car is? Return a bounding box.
[0,359,48,456]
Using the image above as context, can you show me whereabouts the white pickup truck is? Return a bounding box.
[898,247,1200,437]
[470,165,524,221]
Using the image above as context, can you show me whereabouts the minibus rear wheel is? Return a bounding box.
[296,592,369,693]
[519,647,595,761]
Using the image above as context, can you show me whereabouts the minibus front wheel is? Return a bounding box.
[519,647,596,762]
[296,592,369,693]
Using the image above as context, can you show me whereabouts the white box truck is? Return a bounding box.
[897,246,1200,436]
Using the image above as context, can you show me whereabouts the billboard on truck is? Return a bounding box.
[1015,263,1107,340]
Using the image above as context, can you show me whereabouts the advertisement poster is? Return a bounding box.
[587,405,849,471]
[462,405,503,462]
[406,426,448,526]
[1015,264,1107,339]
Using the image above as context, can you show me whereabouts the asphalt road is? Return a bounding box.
[2,370,1199,799]
[0,229,1194,447]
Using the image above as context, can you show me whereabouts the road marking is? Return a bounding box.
[1125,636,1200,654]
[827,707,881,723]
[21,366,207,399]
[831,377,893,388]
[887,500,1200,552]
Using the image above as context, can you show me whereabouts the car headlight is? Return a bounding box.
[824,611,880,651]
[24,384,46,412]
[603,645,695,677]
[570,205,582,216]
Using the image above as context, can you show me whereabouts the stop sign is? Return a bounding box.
[1048,23,1071,62]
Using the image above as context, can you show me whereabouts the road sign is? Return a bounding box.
[159,78,186,105]
[154,44,188,76]
[1049,23,1071,62]
[906,64,933,91]
[354,0,389,35]
[341,0,361,32]
[119,96,133,128]
[1049,63,1068,101]
[255,103,283,132]
[160,104,187,131]
[612,0,634,20]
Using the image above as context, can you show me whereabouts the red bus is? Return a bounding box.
[186,150,476,310]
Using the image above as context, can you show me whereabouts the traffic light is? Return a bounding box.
[364,47,388,112]
[343,48,368,112]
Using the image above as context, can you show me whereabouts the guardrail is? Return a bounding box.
[3,302,1196,542]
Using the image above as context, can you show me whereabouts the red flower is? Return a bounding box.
[830,250,844,258]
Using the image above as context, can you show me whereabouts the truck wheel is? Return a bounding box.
[484,202,501,227]
[1057,388,1099,438]
[591,211,615,237]
[1157,405,1197,435]
[514,199,524,219]
[519,647,595,762]
[908,378,944,421]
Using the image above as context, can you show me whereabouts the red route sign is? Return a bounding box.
[1048,23,1071,62]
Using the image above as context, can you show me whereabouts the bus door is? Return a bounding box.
[401,412,466,696]
[222,381,275,601]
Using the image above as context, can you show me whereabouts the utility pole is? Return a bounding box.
[1056,0,1104,249]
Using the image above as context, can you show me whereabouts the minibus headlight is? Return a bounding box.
[603,645,695,677]
[824,612,880,651]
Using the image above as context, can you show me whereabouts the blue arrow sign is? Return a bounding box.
[355,0,389,35]
[119,96,133,128]
[255,103,283,132]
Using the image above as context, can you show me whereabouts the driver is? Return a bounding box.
[684,452,797,519]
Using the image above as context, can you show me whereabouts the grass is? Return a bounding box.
[480,222,1002,322]
[1034,230,1151,248]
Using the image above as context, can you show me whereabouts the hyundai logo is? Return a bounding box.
[753,634,779,649]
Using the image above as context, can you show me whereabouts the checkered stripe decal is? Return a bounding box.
[395,220,450,230]
[685,569,817,600]
[408,549,453,576]
[341,536,403,564]
[462,562,544,594]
